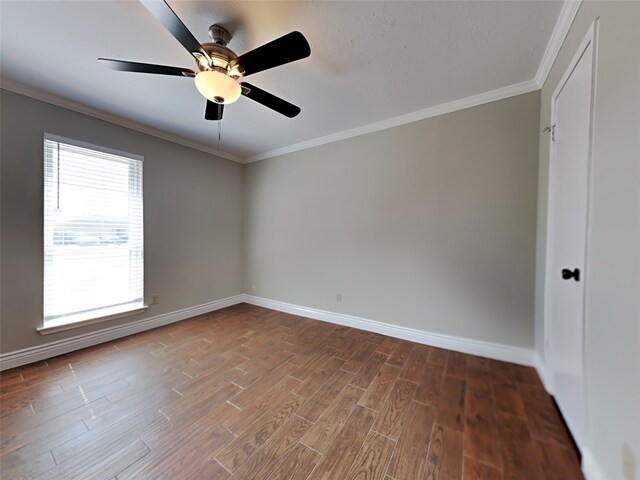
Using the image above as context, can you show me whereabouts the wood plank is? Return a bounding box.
[290,348,336,381]
[435,376,466,432]
[386,340,414,368]
[372,378,417,440]
[386,401,435,479]
[119,422,233,480]
[230,362,296,408]
[265,443,320,480]
[424,424,464,480]
[490,360,516,385]
[535,439,583,480]
[0,449,55,479]
[358,363,402,412]
[54,408,165,471]
[462,456,503,480]
[36,439,150,480]
[0,382,64,416]
[216,393,305,472]
[225,376,301,435]
[183,460,231,480]
[110,390,237,478]
[30,379,128,415]
[414,362,444,406]
[427,347,449,366]
[513,364,543,387]
[1,420,87,461]
[399,344,431,383]
[0,305,580,480]
[293,356,344,398]
[229,415,312,480]
[344,431,395,480]
[235,349,293,386]
[0,396,111,447]
[466,355,492,397]
[496,412,544,480]
[300,384,364,453]
[519,383,576,448]
[351,352,388,389]
[295,368,354,423]
[493,382,526,418]
[375,336,401,355]
[445,351,467,379]
[157,370,243,421]
[306,405,377,480]
[343,342,378,373]
[464,390,501,467]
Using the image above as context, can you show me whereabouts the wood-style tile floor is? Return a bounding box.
[0,304,583,479]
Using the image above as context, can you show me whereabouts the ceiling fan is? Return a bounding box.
[98,0,311,121]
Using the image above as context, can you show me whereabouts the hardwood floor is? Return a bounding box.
[0,304,583,479]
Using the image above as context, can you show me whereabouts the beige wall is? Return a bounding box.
[534,1,640,477]
[0,90,244,353]
[244,91,540,349]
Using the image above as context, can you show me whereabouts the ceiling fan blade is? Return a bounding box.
[231,31,310,77]
[98,58,196,77]
[241,82,301,118]
[139,0,209,61]
[205,101,224,120]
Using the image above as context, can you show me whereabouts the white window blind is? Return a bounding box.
[43,135,143,326]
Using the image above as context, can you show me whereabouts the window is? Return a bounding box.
[43,134,144,331]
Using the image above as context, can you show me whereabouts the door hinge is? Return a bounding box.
[543,124,556,142]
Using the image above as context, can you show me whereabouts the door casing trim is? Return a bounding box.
[542,18,599,453]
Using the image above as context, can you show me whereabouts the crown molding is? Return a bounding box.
[0,77,243,164]
[534,0,583,88]
[2,75,538,166]
[2,1,578,165]
[245,79,539,163]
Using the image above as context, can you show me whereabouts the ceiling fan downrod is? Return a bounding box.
[208,25,232,46]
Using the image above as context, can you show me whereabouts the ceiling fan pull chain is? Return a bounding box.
[217,112,222,149]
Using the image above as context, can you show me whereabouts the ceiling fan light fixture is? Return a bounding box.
[195,70,241,104]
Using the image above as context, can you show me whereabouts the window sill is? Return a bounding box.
[38,303,148,335]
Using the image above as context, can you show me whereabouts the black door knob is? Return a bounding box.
[561,268,580,281]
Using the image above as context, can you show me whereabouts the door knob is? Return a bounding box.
[561,268,580,281]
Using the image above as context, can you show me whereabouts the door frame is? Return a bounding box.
[542,18,598,446]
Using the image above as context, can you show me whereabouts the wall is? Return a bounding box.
[244,91,540,349]
[534,2,640,478]
[0,90,244,353]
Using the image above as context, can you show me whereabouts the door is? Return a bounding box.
[545,22,597,450]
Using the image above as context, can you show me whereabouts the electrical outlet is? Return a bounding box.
[251,285,256,293]
[150,294,159,305]
[336,293,342,303]
[623,443,636,480]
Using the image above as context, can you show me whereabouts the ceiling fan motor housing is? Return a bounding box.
[199,43,238,72]
[196,25,245,76]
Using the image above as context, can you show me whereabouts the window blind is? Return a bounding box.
[43,135,144,324]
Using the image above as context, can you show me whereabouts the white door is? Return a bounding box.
[545,23,597,450]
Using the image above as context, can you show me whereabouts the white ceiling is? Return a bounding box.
[1,1,563,160]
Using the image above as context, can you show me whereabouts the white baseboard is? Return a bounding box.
[242,294,534,366]
[0,293,538,371]
[0,294,244,371]
[582,448,608,480]
[533,350,554,394]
